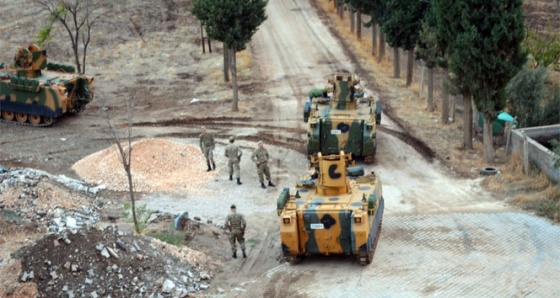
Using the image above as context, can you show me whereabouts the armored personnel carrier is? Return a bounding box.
[0,44,94,126]
[304,74,381,163]
[277,151,384,265]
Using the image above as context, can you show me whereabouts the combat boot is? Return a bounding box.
[229,175,233,181]
[232,251,237,259]
[242,249,247,258]
[212,162,216,170]
[206,163,212,172]
[261,183,266,189]
[268,181,276,187]
[237,178,242,185]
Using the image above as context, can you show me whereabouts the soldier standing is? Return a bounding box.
[251,141,275,189]
[225,204,247,259]
[224,136,243,185]
[199,126,215,171]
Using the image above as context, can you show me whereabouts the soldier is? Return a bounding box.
[224,136,242,185]
[225,204,246,259]
[251,141,275,189]
[199,126,216,171]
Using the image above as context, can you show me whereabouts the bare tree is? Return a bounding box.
[102,95,140,233]
[34,0,104,74]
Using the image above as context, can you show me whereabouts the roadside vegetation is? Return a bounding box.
[316,0,560,222]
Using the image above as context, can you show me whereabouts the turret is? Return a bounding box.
[325,74,364,110]
[310,151,355,196]
[13,44,47,78]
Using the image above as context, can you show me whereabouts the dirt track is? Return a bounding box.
[1,0,560,297]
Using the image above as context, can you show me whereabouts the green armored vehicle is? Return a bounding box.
[277,151,384,265]
[0,44,94,126]
[304,74,381,164]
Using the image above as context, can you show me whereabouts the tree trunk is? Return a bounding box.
[223,43,230,82]
[378,31,385,63]
[372,23,377,56]
[427,67,435,112]
[356,10,362,40]
[462,90,473,149]
[483,116,495,162]
[393,47,400,78]
[339,4,344,19]
[230,47,239,112]
[127,167,139,233]
[406,49,414,87]
[441,83,450,124]
[451,95,456,121]
[350,10,355,33]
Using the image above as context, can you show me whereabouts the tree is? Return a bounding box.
[102,95,141,233]
[34,0,104,74]
[506,66,560,128]
[437,0,526,161]
[192,0,268,112]
[367,0,388,63]
[382,0,428,84]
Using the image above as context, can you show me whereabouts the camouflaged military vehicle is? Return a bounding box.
[277,151,384,265]
[304,74,381,163]
[0,44,94,126]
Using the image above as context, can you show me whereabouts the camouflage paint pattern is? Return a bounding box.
[278,152,384,263]
[305,74,377,160]
[0,44,94,126]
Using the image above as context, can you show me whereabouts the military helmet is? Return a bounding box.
[229,136,235,142]
[230,204,236,209]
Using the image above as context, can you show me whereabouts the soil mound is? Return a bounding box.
[72,138,219,193]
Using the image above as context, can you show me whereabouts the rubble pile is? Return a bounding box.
[0,168,104,232]
[14,225,214,298]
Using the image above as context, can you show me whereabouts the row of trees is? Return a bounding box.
[338,0,529,163]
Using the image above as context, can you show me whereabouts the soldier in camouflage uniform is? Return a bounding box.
[224,136,243,185]
[199,126,216,171]
[225,204,247,259]
[251,141,275,189]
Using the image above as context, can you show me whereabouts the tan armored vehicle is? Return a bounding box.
[304,74,381,163]
[277,151,384,265]
[0,44,94,126]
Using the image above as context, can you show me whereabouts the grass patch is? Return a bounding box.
[121,203,154,233]
[246,238,261,249]
[482,153,560,222]
[145,224,185,246]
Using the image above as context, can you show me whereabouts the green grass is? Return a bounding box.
[146,224,185,246]
[246,238,261,249]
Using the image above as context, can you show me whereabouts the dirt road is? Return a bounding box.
[182,0,560,297]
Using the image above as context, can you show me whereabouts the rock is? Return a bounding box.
[101,247,110,258]
[71,264,78,272]
[199,272,211,280]
[162,279,176,293]
[66,217,78,229]
[206,219,212,224]
[107,247,120,259]
[85,278,93,284]
[193,217,201,221]
[199,284,209,290]
[115,239,127,252]
[50,271,58,279]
